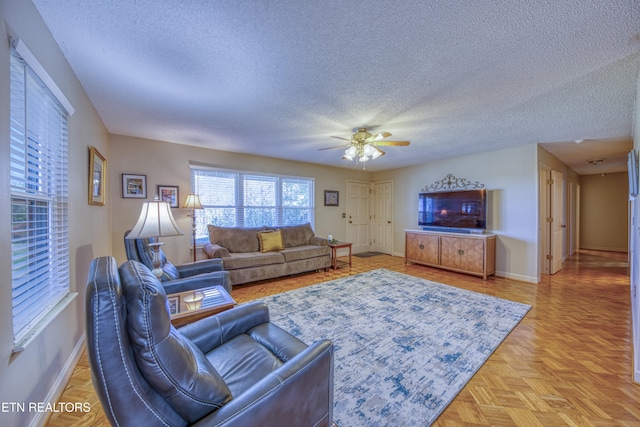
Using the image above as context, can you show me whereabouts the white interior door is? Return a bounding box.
[346,181,371,253]
[540,168,550,275]
[550,170,564,274]
[373,181,393,254]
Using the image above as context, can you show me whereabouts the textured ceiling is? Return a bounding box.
[32,0,640,173]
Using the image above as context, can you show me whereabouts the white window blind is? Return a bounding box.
[9,42,70,347]
[190,167,314,240]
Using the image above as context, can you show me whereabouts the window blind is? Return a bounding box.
[190,167,314,239]
[9,43,70,346]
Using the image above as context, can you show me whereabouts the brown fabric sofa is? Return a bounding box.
[204,223,331,286]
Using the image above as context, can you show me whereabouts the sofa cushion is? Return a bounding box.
[120,261,232,422]
[279,245,331,262]
[223,251,285,270]
[273,223,315,248]
[258,230,284,252]
[208,225,265,253]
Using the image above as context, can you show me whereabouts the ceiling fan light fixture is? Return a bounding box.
[369,146,383,159]
[344,145,357,160]
[363,143,375,156]
[325,127,410,169]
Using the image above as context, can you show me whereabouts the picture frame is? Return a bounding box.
[88,146,106,206]
[122,174,147,198]
[324,190,339,206]
[158,185,179,208]
[167,295,180,315]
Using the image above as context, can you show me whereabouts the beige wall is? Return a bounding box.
[580,172,629,252]
[0,1,111,425]
[109,134,372,265]
[374,144,541,283]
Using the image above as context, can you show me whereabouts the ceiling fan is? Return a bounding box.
[319,127,410,167]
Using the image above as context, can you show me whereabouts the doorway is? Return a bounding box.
[539,167,579,277]
[346,180,371,253]
[372,181,393,254]
[345,180,395,254]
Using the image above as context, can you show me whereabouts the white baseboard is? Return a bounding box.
[580,245,628,253]
[32,333,86,427]
[495,271,539,284]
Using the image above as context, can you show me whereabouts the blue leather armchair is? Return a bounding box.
[85,256,334,427]
[124,230,231,294]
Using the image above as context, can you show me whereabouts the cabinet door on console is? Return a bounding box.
[440,236,462,270]
[441,236,486,274]
[406,233,439,265]
[458,238,485,274]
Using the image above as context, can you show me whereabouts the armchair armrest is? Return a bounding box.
[310,236,328,246]
[204,243,230,258]
[193,339,334,427]
[176,258,224,277]
[179,301,270,353]
[161,270,230,294]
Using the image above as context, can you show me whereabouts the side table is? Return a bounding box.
[328,241,352,270]
[168,285,236,328]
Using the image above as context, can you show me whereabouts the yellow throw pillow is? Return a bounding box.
[258,230,284,253]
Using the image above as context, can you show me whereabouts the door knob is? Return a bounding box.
[387,221,391,224]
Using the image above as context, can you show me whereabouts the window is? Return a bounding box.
[191,167,315,240]
[9,41,71,348]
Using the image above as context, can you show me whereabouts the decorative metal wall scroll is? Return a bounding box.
[421,174,485,193]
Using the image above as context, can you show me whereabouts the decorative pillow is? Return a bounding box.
[257,230,284,252]
[120,261,232,422]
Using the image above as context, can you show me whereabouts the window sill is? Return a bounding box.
[12,292,78,354]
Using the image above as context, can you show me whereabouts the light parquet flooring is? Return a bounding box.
[47,250,640,426]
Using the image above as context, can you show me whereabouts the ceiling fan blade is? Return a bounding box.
[370,131,392,141]
[373,140,410,146]
[331,136,352,142]
[319,144,350,151]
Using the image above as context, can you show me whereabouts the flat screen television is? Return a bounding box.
[418,189,487,231]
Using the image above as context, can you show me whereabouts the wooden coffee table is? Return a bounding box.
[167,285,236,327]
[327,241,352,270]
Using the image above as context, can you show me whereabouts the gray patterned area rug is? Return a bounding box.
[260,269,531,426]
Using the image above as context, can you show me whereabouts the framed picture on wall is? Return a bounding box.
[88,146,106,206]
[324,190,339,206]
[122,174,147,198]
[158,185,179,208]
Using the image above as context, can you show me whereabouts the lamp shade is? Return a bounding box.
[183,194,203,210]
[126,198,184,239]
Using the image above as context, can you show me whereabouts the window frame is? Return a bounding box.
[9,38,74,351]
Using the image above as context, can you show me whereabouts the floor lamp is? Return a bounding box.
[126,196,184,277]
[183,194,203,262]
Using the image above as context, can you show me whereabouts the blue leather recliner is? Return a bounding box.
[85,256,334,427]
[124,230,231,294]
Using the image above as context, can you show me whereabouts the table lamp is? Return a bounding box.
[183,193,203,262]
[126,196,184,277]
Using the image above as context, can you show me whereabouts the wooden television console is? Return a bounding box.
[405,229,496,280]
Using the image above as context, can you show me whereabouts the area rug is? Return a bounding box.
[260,269,530,426]
[353,251,385,258]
